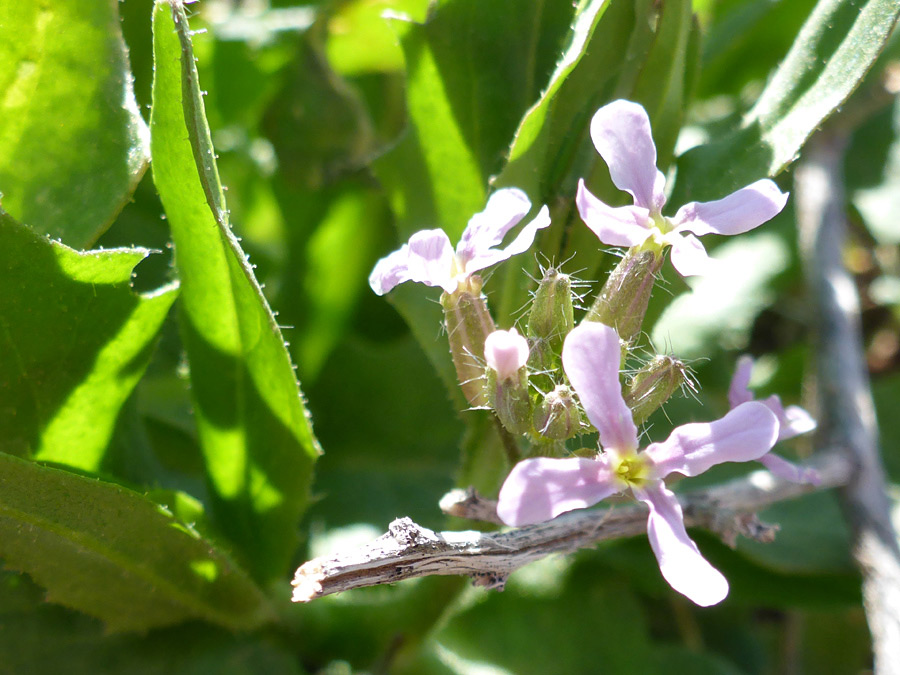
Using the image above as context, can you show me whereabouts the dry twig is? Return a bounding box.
[292,451,851,602]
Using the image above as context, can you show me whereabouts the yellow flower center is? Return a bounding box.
[611,451,651,488]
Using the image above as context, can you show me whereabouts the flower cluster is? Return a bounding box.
[496,323,782,606]
[368,100,816,606]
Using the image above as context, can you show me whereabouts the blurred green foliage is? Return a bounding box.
[1,0,899,672]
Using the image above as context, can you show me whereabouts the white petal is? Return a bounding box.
[644,401,779,479]
[728,355,755,408]
[590,100,666,212]
[671,179,788,237]
[668,233,715,277]
[576,180,653,247]
[466,205,551,274]
[369,245,413,296]
[634,483,729,607]
[457,188,532,265]
[562,323,639,453]
[405,229,456,293]
[497,456,619,526]
[759,453,821,485]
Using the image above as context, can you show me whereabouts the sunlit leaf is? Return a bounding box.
[150,0,321,583]
[673,0,900,205]
[375,0,574,238]
[0,209,177,470]
[0,455,272,632]
[0,0,149,247]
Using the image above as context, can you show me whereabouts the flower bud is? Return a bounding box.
[585,249,662,344]
[485,329,532,435]
[485,328,529,380]
[533,384,581,440]
[527,267,575,369]
[623,355,690,425]
[442,279,496,406]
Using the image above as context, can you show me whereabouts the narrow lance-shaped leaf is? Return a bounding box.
[150,0,321,583]
[0,209,178,470]
[0,453,273,633]
[0,0,149,247]
[672,0,900,205]
[374,0,573,239]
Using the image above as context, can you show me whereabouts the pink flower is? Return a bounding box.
[369,188,551,295]
[485,328,529,381]
[497,322,780,606]
[576,100,789,276]
[729,355,820,485]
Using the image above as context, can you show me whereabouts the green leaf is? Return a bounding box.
[491,0,697,321]
[294,183,391,382]
[494,0,647,200]
[0,209,177,470]
[305,335,462,530]
[673,0,900,204]
[325,0,431,76]
[0,0,149,247]
[0,454,273,632]
[150,0,321,583]
[375,0,575,238]
[737,491,854,575]
[0,569,300,674]
[436,559,657,675]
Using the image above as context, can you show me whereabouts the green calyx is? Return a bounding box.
[624,355,690,425]
[533,384,581,441]
[584,248,662,344]
[441,280,495,406]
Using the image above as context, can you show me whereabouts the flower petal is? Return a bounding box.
[728,355,755,408]
[759,395,818,441]
[456,188,532,267]
[405,229,456,293]
[485,328,529,380]
[369,245,413,296]
[562,322,639,454]
[780,404,817,439]
[759,453,821,485]
[668,233,715,277]
[645,401,779,479]
[466,205,551,274]
[634,483,729,606]
[576,180,653,247]
[590,100,666,211]
[671,179,788,237]
[497,456,619,526]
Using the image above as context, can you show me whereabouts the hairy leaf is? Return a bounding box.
[673,0,900,204]
[0,454,272,632]
[150,0,321,583]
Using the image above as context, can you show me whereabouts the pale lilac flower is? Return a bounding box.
[497,322,780,606]
[485,328,529,381]
[729,355,820,485]
[369,188,551,295]
[576,100,789,276]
